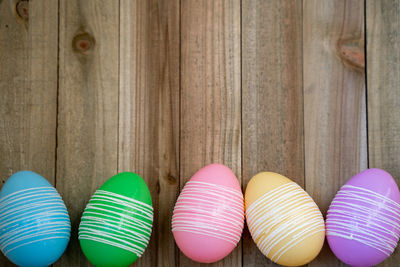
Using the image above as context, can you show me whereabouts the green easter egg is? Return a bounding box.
[79,172,153,267]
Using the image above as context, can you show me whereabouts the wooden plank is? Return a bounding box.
[118,0,180,266]
[366,1,400,266]
[55,0,119,266]
[303,0,367,266]
[0,0,58,265]
[242,1,303,266]
[180,0,241,266]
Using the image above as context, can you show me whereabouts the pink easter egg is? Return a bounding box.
[326,168,400,266]
[172,163,244,263]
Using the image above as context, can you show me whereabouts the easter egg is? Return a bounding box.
[172,163,244,263]
[245,172,325,266]
[0,171,71,266]
[79,172,153,267]
[326,168,400,266]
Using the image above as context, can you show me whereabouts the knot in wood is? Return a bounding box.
[16,0,29,20]
[72,32,95,54]
[337,37,365,71]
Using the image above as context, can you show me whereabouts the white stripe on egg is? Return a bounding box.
[0,187,71,256]
[246,182,325,262]
[78,190,153,257]
[327,185,400,256]
[172,181,244,245]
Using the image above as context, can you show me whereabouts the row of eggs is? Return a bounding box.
[0,165,399,267]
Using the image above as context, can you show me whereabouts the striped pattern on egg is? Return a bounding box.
[79,190,153,255]
[326,168,400,266]
[172,181,243,244]
[245,172,325,266]
[79,172,153,267]
[0,171,70,267]
[172,164,244,263]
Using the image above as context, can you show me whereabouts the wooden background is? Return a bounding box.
[0,0,399,266]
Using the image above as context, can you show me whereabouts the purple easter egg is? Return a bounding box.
[326,168,400,266]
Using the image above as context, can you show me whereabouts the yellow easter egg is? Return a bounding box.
[245,172,325,266]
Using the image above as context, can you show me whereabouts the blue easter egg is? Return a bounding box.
[0,171,71,266]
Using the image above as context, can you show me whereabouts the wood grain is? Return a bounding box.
[366,1,400,266]
[2,2,400,266]
[180,0,241,266]
[303,0,367,266]
[118,0,180,266]
[0,0,58,265]
[56,1,119,266]
[242,1,303,266]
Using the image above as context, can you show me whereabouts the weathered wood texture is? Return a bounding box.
[56,0,119,266]
[118,0,180,266]
[180,0,241,266]
[367,0,400,266]
[242,1,303,266]
[0,0,58,186]
[1,0,399,266]
[303,0,367,266]
[0,0,58,265]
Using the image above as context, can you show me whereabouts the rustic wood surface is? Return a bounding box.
[180,1,241,266]
[56,1,119,266]
[303,1,367,266]
[0,0,58,265]
[242,1,303,266]
[0,0,399,266]
[119,0,180,266]
[367,0,400,266]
